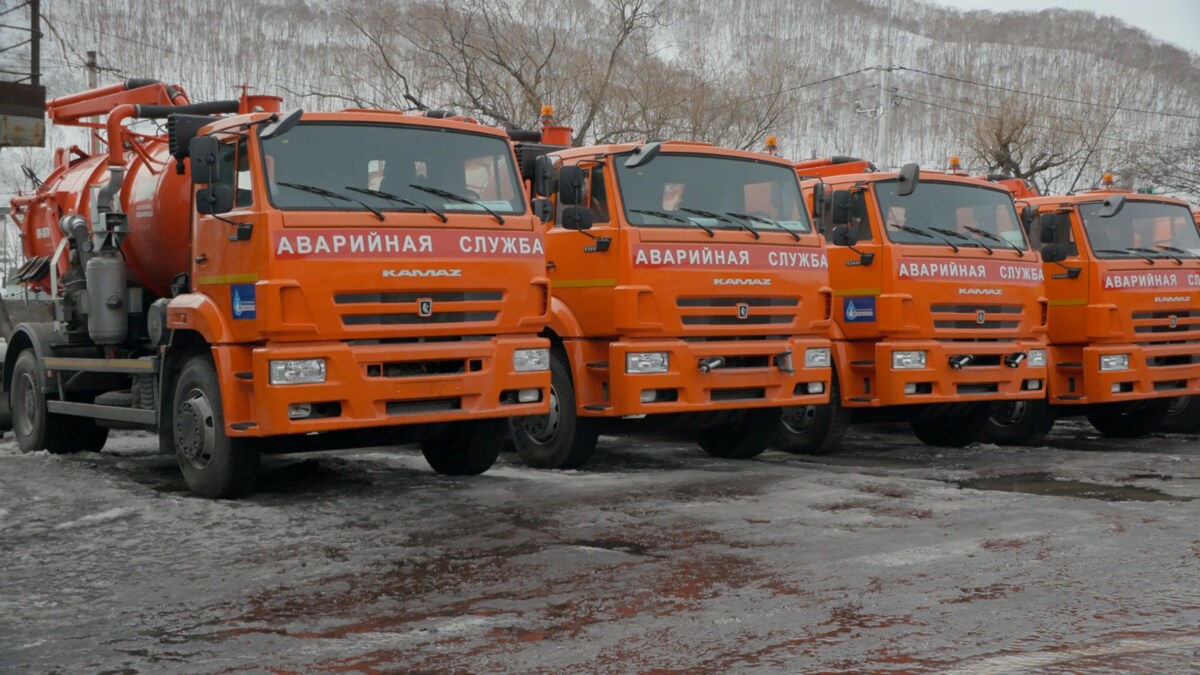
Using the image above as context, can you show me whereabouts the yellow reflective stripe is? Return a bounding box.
[833,288,882,297]
[1048,298,1087,307]
[196,273,259,285]
[551,278,617,288]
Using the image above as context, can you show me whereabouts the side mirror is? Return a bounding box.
[561,206,594,231]
[831,225,859,246]
[531,197,553,223]
[531,154,554,198]
[558,165,584,206]
[1038,213,1057,244]
[1021,204,1037,228]
[897,162,920,197]
[260,108,303,140]
[829,189,852,225]
[196,185,234,215]
[189,136,220,184]
[810,183,826,219]
[624,141,661,169]
[1097,194,1126,218]
[1042,243,1068,263]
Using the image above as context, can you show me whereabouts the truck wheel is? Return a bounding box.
[1086,400,1172,438]
[775,375,849,455]
[983,399,1055,446]
[910,406,988,448]
[698,407,780,459]
[420,418,505,475]
[11,349,71,453]
[508,350,598,469]
[172,355,260,498]
[1160,396,1200,433]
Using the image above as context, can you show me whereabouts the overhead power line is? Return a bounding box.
[896,65,1200,121]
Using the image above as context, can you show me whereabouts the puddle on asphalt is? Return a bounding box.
[958,473,1193,502]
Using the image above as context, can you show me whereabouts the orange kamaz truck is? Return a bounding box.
[777,158,1049,452]
[5,80,551,497]
[982,176,1200,443]
[505,126,833,468]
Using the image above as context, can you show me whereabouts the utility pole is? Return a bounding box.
[87,51,99,155]
[875,0,895,170]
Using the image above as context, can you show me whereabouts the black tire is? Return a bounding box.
[698,407,781,459]
[1086,400,1172,438]
[172,355,260,498]
[420,417,505,475]
[983,398,1055,446]
[775,375,849,455]
[508,350,598,469]
[9,350,109,454]
[910,406,989,448]
[1160,396,1200,433]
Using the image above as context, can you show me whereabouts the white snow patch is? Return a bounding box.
[53,506,138,530]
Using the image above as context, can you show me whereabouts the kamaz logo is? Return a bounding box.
[736,303,750,319]
[959,288,1002,296]
[382,268,462,278]
[417,298,434,318]
[1169,315,1179,329]
[714,278,771,286]
[976,310,987,325]
[1155,296,1191,303]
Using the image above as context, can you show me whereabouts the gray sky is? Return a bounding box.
[918,0,1200,55]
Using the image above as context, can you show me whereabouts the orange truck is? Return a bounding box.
[981,177,1200,443]
[504,120,833,468]
[777,158,1049,452]
[5,80,551,497]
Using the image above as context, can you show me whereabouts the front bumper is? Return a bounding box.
[221,335,550,436]
[592,336,832,417]
[851,339,1048,407]
[1050,342,1200,405]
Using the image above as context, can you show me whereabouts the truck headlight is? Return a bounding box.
[1099,354,1130,372]
[804,347,831,368]
[626,352,669,374]
[269,359,326,385]
[1028,349,1047,367]
[513,348,550,372]
[891,350,927,370]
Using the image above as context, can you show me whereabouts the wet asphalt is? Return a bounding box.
[1,420,1199,673]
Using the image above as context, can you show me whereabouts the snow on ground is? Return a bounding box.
[1,421,1199,672]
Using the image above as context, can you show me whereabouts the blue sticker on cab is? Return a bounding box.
[843,296,876,323]
[231,283,257,320]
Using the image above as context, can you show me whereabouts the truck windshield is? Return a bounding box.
[1080,201,1200,258]
[260,122,525,216]
[877,181,1029,250]
[614,154,811,234]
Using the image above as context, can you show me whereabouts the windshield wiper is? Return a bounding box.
[1154,244,1200,259]
[930,227,990,254]
[408,184,504,224]
[889,223,958,253]
[1095,248,1157,265]
[344,186,447,223]
[276,181,384,221]
[963,225,1023,257]
[679,207,756,238]
[1130,247,1183,265]
[726,212,800,241]
[629,208,713,237]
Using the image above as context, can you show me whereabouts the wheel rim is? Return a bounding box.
[1166,396,1190,417]
[13,372,38,438]
[990,401,1027,428]
[520,385,560,445]
[780,406,817,434]
[176,387,216,470]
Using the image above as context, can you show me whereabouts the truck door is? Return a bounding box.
[545,160,618,336]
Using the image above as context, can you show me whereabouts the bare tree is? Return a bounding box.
[964,96,1079,191]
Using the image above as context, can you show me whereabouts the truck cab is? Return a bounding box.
[780,159,1048,452]
[984,184,1200,442]
[506,138,834,468]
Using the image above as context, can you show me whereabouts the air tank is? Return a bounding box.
[84,250,129,345]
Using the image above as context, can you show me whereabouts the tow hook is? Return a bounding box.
[698,357,725,373]
[773,350,794,374]
[1004,352,1027,369]
[948,354,975,370]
